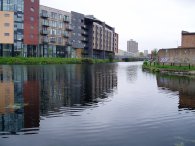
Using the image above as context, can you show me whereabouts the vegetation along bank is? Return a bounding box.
[142,61,195,76]
[0,57,115,65]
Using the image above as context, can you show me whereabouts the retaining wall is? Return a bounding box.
[158,48,195,66]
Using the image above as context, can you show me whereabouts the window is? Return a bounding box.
[30,34,34,39]
[4,33,10,36]
[4,13,10,17]
[30,17,34,21]
[31,0,34,2]
[30,7,34,12]
[4,23,10,27]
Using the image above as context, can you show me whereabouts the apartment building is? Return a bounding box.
[0,11,14,56]
[85,15,118,58]
[127,39,138,56]
[70,11,86,58]
[0,1,118,58]
[39,5,72,57]
[0,0,39,57]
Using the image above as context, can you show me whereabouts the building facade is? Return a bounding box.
[0,0,39,57]
[0,1,118,58]
[39,5,72,57]
[127,39,138,56]
[181,31,195,48]
[70,11,86,58]
[144,50,148,57]
[85,15,118,58]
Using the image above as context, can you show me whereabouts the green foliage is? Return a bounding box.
[142,61,195,73]
[108,54,114,62]
[0,57,112,65]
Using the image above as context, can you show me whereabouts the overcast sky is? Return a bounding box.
[40,0,195,52]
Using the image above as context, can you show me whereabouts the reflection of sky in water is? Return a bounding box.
[126,65,138,83]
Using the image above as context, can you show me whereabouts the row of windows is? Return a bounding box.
[1,0,24,12]
[41,10,69,21]
[42,20,64,28]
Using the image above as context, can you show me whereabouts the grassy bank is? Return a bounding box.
[0,57,114,65]
[142,61,195,73]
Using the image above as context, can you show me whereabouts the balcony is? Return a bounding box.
[50,38,56,43]
[82,31,88,36]
[42,37,49,43]
[63,16,70,23]
[41,30,49,35]
[42,21,49,27]
[66,26,72,31]
[63,32,69,38]
[41,13,49,18]
[82,38,87,42]
[66,41,72,46]
[82,25,87,29]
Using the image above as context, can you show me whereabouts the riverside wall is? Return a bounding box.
[158,48,195,66]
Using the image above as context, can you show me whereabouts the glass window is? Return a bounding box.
[4,33,10,36]
[30,34,34,39]
[4,23,10,27]
[31,0,34,2]
[30,7,34,12]
[4,13,10,17]
[30,17,34,21]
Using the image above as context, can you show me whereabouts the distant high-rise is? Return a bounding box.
[144,50,148,57]
[127,39,138,55]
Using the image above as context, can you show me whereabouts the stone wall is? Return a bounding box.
[158,48,195,66]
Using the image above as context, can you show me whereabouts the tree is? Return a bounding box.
[151,49,158,61]
[139,52,144,57]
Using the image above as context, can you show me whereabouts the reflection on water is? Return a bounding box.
[0,64,117,135]
[157,75,195,110]
[126,65,138,83]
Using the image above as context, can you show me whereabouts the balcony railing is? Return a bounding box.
[41,30,49,35]
[50,38,56,43]
[41,13,49,18]
[42,21,49,27]
[82,31,88,36]
[66,41,72,46]
[82,38,87,42]
[66,26,72,31]
[63,17,70,23]
[82,25,87,29]
[42,37,49,43]
[63,32,69,38]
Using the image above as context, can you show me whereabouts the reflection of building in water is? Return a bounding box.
[0,65,41,133]
[0,81,14,113]
[85,64,118,101]
[157,75,195,110]
[23,81,40,128]
[0,66,24,132]
[38,64,118,115]
[0,64,118,133]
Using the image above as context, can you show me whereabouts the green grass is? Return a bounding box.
[142,61,195,72]
[0,57,113,65]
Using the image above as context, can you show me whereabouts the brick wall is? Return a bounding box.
[181,31,195,48]
[24,0,39,45]
[158,48,195,66]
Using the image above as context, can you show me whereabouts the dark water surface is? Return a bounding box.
[1,62,195,146]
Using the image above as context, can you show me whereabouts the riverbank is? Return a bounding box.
[0,57,114,65]
[142,61,195,76]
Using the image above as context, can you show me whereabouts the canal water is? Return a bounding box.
[0,62,195,146]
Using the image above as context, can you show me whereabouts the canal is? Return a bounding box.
[0,62,195,146]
